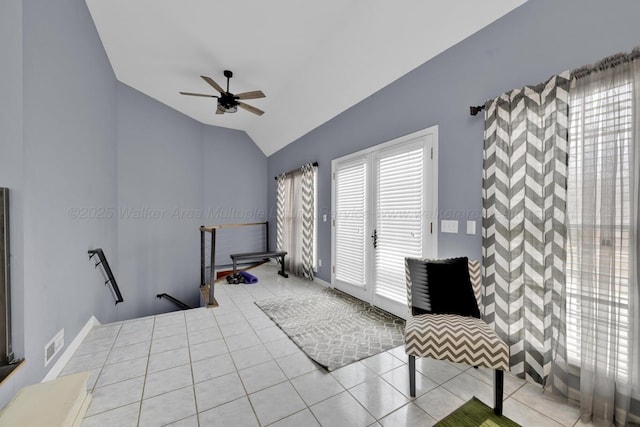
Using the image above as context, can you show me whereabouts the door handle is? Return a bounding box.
[371,229,377,248]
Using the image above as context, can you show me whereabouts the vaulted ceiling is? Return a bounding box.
[86,0,526,156]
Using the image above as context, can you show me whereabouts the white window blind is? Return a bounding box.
[566,79,632,379]
[374,145,424,304]
[334,159,367,287]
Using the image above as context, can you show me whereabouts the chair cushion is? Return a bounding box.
[410,257,480,318]
[405,313,509,371]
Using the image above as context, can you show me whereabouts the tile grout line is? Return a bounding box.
[89,322,122,393]
[184,309,201,427]
[507,386,579,427]
[215,296,263,426]
[135,314,157,427]
[253,275,326,427]
[229,278,325,426]
[84,323,156,418]
[78,322,131,421]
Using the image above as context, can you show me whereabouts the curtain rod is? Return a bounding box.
[470,45,640,116]
[571,46,639,80]
[274,162,318,180]
[469,105,486,116]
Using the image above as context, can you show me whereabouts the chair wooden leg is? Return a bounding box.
[494,369,504,416]
[409,355,416,397]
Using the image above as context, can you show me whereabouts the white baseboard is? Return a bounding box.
[41,316,100,382]
[314,277,331,288]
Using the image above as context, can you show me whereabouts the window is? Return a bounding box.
[566,77,633,378]
[334,158,367,288]
[374,144,427,305]
[332,127,437,318]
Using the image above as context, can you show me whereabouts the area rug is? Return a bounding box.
[255,288,405,371]
[435,397,520,427]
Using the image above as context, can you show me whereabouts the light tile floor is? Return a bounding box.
[59,263,595,427]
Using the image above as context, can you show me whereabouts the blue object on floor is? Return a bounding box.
[239,271,258,284]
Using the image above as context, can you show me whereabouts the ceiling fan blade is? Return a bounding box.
[201,75,225,94]
[235,90,266,100]
[215,106,225,115]
[238,102,264,116]
[179,91,218,98]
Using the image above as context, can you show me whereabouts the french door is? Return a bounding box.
[331,127,437,318]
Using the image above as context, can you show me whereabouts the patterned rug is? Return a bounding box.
[255,288,405,371]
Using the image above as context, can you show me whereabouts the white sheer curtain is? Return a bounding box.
[566,50,640,426]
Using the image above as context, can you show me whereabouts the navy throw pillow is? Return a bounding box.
[409,257,480,318]
[426,257,480,318]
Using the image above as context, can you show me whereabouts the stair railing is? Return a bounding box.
[156,293,192,310]
[88,248,123,304]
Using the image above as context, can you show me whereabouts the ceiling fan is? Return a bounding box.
[179,70,265,116]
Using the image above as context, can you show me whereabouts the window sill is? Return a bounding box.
[0,359,25,386]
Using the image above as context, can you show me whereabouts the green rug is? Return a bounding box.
[435,397,520,427]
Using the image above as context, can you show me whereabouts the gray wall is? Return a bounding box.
[21,0,119,391]
[0,0,25,405]
[0,0,268,408]
[267,0,640,282]
[117,83,205,317]
[202,126,269,265]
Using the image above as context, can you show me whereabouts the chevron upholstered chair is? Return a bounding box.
[404,257,509,415]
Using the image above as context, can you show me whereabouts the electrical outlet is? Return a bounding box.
[466,220,476,235]
[441,220,459,233]
[318,259,322,267]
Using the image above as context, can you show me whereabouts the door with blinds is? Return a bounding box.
[332,127,437,318]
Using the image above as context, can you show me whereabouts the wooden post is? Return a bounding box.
[200,227,205,287]
[209,228,216,306]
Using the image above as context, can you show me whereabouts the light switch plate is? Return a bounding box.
[467,220,476,235]
[441,220,458,233]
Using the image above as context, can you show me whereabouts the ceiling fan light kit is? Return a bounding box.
[179,70,265,116]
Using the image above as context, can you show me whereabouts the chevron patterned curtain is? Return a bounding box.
[300,163,315,279]
[276,174,286,254]
[482,71,571,386]
[275,165,316,279]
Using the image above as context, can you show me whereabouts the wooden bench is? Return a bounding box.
[230,251,288,280]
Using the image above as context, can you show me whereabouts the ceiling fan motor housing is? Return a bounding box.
[219,93,237,109]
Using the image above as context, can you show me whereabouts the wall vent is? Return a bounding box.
[44,329,64,367]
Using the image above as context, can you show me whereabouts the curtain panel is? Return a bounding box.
[483,47,640,425]
[482,71,571,386]
[566,49,640,426]
[275,164,315,279]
